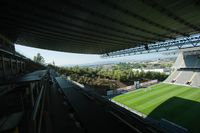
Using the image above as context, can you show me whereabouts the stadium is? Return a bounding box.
[0,1,200,133]
[113,47,200,132]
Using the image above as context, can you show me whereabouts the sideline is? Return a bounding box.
[110,99,147,118]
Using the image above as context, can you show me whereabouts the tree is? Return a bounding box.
[33,53,45,64]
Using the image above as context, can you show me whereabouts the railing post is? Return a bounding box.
[2,55,5,78]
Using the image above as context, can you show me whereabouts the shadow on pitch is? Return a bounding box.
[147,97,200,133]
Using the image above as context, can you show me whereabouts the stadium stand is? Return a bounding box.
[191,72,200,87]
[172,53,185,69]
[181,54,200,68]
[175,70,194,85]
[165,71,180,83]
[165,47,200,87]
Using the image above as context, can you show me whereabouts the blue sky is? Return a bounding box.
[15,44,176,66]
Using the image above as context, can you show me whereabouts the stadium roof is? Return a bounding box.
[0,0,200,54]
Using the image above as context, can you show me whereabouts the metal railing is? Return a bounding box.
[30,72,50,133]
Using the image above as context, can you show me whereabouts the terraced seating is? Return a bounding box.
[165,71,179,83]
[175,71,194,84]
[191,72,200,87]
[165,50,200,87]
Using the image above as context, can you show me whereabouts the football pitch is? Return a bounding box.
[112,83,200,133]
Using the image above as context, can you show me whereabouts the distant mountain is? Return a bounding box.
[62,56,177,67]
[62,60,123,67]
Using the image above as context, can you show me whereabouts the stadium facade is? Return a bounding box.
[165,47,200,87]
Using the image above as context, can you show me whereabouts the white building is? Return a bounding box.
[132,68,171,74]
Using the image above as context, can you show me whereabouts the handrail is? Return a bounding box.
[30,72,50,133]
[32,86,44,120]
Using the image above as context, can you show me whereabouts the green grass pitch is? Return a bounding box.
[112,83,200,133]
